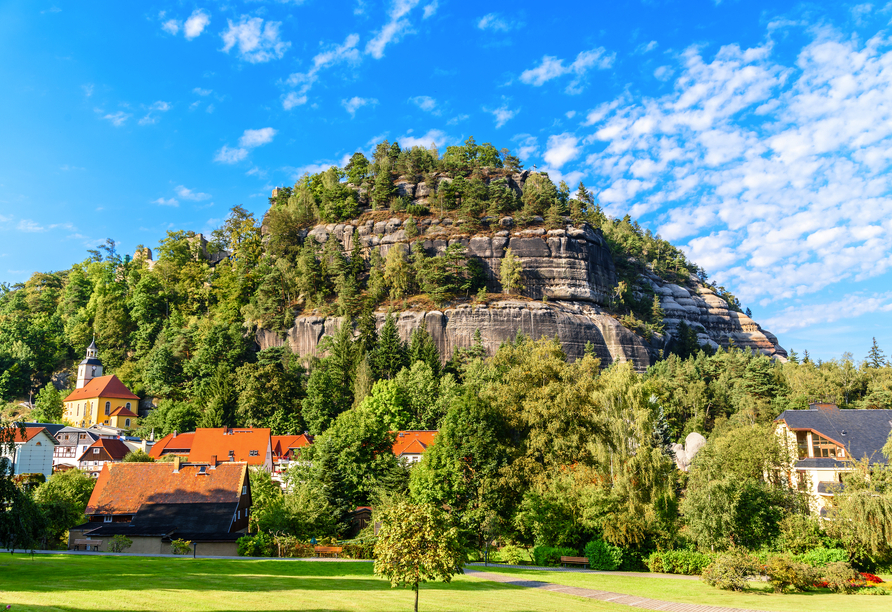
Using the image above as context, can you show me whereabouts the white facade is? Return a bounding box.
[3,429,57,478]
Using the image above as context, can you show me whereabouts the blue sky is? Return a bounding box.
[1,0,892,361]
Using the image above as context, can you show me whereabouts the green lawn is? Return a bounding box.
[0,555,627,612]
[485,566,892,612]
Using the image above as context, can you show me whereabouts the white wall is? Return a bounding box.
[14,433,55,478]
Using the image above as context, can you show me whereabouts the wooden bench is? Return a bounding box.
[560,556,589,568]
[314,546,343,558]
[72,539,100,551]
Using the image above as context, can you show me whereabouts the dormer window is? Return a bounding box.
[813,433,842,458]
[249,450,259,456]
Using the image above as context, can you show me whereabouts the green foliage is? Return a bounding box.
[646,549,714,575]
[109,534,133,553]
[499,248,523,295]
[171,538,193,555]
[585,540,623,571]
[122,449,155,462]
[531,546,578,567]
[374,502,465,612]
[822,561,860,593]
[237,533,274,557]
[701,549,759,591]
[764,554,816,593]
[492,544,526,565]
[795,547,849,567]
[33,468,95,548]
[33,383,64,423]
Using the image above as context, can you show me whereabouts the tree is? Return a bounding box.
[867,337,887,368]
[122,449,155,462]
[374,502,465,612]
[499,248,523,295]
[33,468,96,548]
[33,383,64,423]
[384,245,411,300]
[373,314,407,380]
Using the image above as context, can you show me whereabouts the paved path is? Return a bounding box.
[465,570,769,612]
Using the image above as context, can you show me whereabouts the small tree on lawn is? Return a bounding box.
[374,502,465,612]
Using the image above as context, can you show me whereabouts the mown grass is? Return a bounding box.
[0,554,627,612]
[486,566,892,612]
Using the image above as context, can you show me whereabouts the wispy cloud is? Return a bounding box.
[520,47,615,94]
[484,103,518,128]
[342,96,378,117]
[138,101,171,125]
[193,87,212,96]
[366,0,421,59]
[476,12,521,32]
[398,128,451,149]
[543,133,580,168]
[409,95,437,112]
[422,1,438,19]
[175,185,211,201]
[215,127,278,164]
[184,9,210,40]
[98,110,131,127]
[221,16,290,63]
[761,293,892,333]
[17,220,45,232]
[152,197,179,207]
[284,34,360,109]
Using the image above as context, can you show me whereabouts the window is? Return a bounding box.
[126,402,131,410]
[105,402,111,415]
[125,419,131,428]
[249,450,259,456]
[93,448,100,454]
[796,431,809,459]
[242,485,248,495]
[812,433,842,459]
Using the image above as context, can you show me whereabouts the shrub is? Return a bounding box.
[532,546,578,567]
[108,534,132,553]
[406,204,429,216]
[237,533,274,557]
[647,549,714,575]
[494,544,527,566]
[342,538,376,560]
[171,538,192,555]
[822,561,859,593]
[764,554,816,593]
[585,540,623,571]
[701,549,759,591]
[795,547,848,567]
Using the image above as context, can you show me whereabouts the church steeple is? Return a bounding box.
[76,339,103,389]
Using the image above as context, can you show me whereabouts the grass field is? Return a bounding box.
[486,566,892,612]
[2,555,890,612]
[0,554,628,612]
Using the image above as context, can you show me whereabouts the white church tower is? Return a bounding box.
[76,339,103,389]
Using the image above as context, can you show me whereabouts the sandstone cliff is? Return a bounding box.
[258,214,786,369]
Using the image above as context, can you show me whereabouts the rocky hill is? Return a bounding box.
[256,211,786,369]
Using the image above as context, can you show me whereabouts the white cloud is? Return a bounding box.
[221,16,290,63]
[477,13,520,32]
[543,133,580,168]
[513,134,539,159]
[138,100,171,125]
[17,220,45,232]
[215,128,277,164]
[193,87,212,96]
[99,111,131,127]
[761,293,892,333]
[153,197,179,207]
[484,103,518,128]
[366,0,421,59]
[82,84,94,97]
[343,96,378,117]
[654,65,674,81]
[175,185,211,201]
[162,19,180,35]
[239,127,277,148]
[409,95,437,112]
[520,47,615,94]
[422,1,438,19]
[184,10,210,40]
[284,34,360,109]
[580,28,892,307]
[635,40,658,54]
[398,128,450,149]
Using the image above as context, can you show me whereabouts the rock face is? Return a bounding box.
[257,300,655,370]
[259,215,786,369]
[671,432,707,472]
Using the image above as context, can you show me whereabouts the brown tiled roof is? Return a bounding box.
[392,430,437,456]
[189,428,271,466]
[3,426,55,444]
[85,462,247,515]
[149,432,195,458]
[109,406,138,418]
[77,438,131,462]
[65,375,139,402]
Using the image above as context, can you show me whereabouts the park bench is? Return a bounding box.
[314,546,343,558]
[72,539,100,551]
[560,556,589,568]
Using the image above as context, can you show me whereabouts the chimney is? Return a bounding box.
[173,456,181,473]
[173,430,177,438]
[210,455,217,468]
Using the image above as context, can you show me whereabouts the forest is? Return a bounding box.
[2,137,892,573]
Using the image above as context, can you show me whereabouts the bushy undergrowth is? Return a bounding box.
[701,549,759,591]
[795,547,848,567]
[585,540,623,571]
[647,549,714,575]
[763,554,816,593]
[532,545,578,567]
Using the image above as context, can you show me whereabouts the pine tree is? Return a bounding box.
[788,348,799,364]
[651,295,665,333]
[803,349,811,364]
[867,337,887,368]
[408,320,441,377]
[374,313,407,379]
[353,354,375,407]
[500,248,523,295]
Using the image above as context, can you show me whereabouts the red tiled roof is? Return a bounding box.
[109,406,138,418]
[149,432,195,458]
[77,438,131,462]
[65,375,139,402]
[392,430,437,456]
[3,426,54,444]
[271,434,314,459]
[86,462,247,515]
[189,428,271,466]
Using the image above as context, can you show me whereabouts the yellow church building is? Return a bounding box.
[63,340,140,429]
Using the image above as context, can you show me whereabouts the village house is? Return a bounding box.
[150,427,273,470]
[271,433,314,474]
[63,341,140,429]
[52,427,101,469]
[69,459,251,556]
[77,438,132,478]
[0,426,57,478]
[775,403,892,514]
[393,430,437,464]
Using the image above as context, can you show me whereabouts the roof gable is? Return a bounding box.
[149,432,195,458]
[109,406,138,418]
[78,438,131,462]
[189,428,271,465]
[4,426,57,445]
[65,375,139,402]
[392,430,437,456]
[85,462,247,515]
[777,408,892,464]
